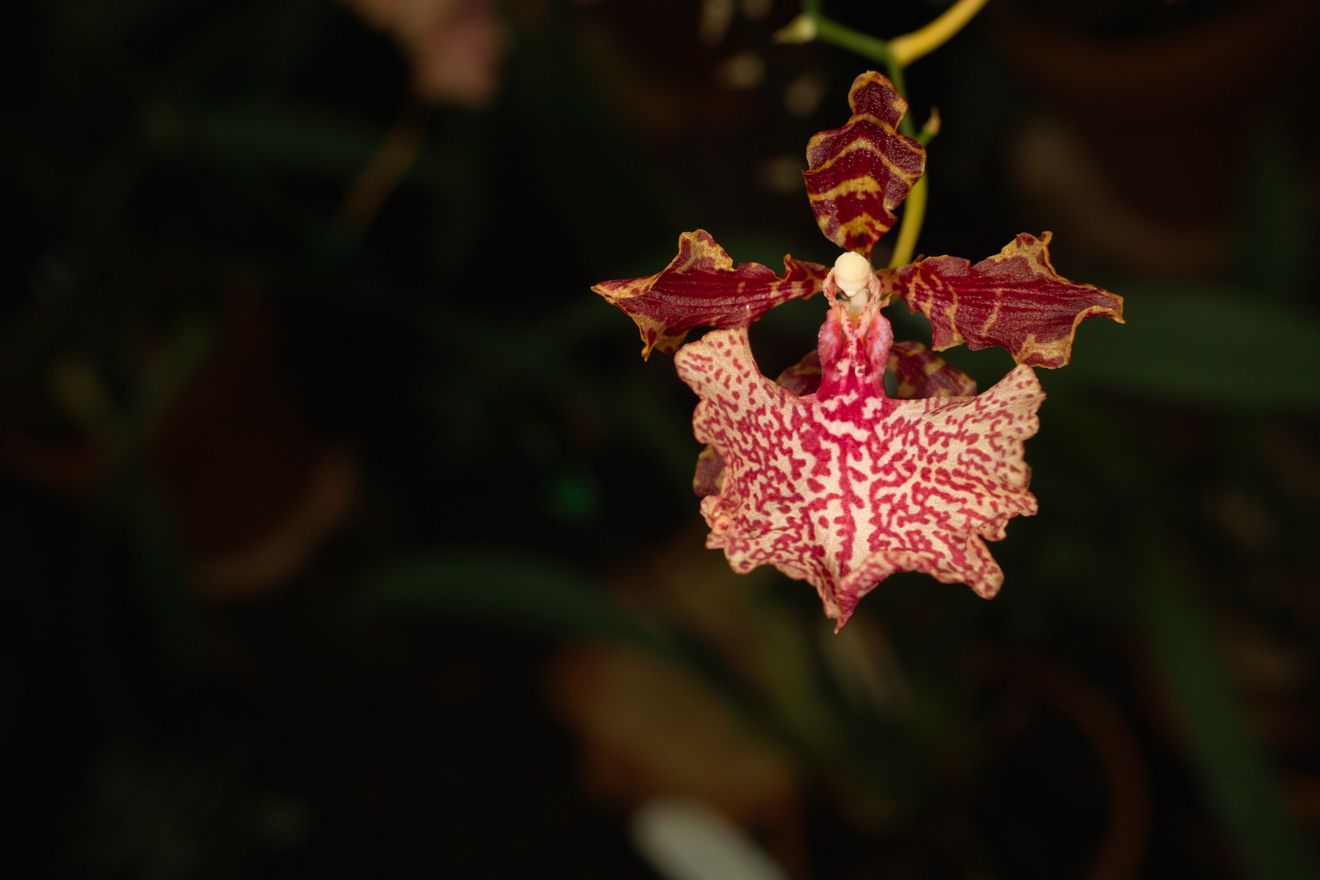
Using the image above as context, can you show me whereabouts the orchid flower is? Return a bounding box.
[592,72,1122,629]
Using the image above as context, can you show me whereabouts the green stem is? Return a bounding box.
[889,175,926,268]
[881,60,915,138]
[881,55,921,265]
[812,16,896,69]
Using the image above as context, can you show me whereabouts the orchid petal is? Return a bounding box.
[692,343,974,497]
[768,343,975,400]
[692,445,726,498]
[674,305,1041,628]
[693,352,823,498]
[593,230,827,359]
[803,72,926,257]
[771,350,823,395]
[888,340,977,398]
[893,232,1124,368]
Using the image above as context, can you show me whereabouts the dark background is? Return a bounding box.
[6,0,1320,877]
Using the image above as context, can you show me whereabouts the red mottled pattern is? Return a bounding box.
[693,343,976,497]
[803,72,926,256]
[893,232,1124,368]
[675,304,1042,628]
[888,340,977,398]
[592,230,828,358]
[776,343,975,400]
[695,351,823,498]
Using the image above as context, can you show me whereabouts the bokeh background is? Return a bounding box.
[7,0,1320,876]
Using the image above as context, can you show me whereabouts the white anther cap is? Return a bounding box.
[832,251,872,296]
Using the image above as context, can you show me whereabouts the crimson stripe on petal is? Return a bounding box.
[803,72,926,257]
[893,232,1124,368]
[888,340,977,398]
[592,230,827,359]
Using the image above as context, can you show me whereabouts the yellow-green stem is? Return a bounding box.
[812,16,896,69]
[890,0,990,67]
[888,175,926,268]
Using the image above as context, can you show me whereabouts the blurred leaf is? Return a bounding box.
[114,487,197,674]
[1052,284,1320,410]
[360,554,841,778]
[1141,548,1320,880]
[117,317,214,454]
[360,551,660,649]
[152,105,461,193]
[506,15,676,261]
[604,377,699,494]
[1238,125,1306,300]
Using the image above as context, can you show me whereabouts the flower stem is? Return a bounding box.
[890,0,990,67]
[888,175,926,268]
[811,16,896,69]
[880,60,914,137]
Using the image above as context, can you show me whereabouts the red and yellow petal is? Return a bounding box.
[888,340,977,399]
[592,230,827,359]
[803,72,926,257]
[892,232,1124,369]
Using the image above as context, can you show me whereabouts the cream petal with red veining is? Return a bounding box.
[674,302,1043,628]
